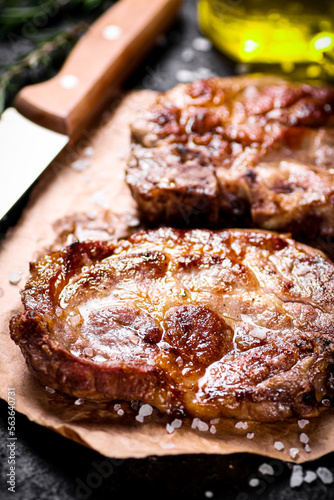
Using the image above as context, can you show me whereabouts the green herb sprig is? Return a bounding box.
[0,0,110,112]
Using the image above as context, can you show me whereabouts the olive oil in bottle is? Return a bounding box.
[198,0,334,77]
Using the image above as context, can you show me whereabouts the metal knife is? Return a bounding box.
[0,0,182,220]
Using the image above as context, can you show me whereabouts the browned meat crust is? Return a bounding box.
[10,228,334,422]
[126,75,334,239]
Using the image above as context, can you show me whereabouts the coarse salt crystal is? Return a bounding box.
[304,470,317,483]
[300,433,309,444]
[205,491,214,498]
[175,69,197,83]
[246,433,255,440]
[114,403,121,411]
[289,448,299,459]
[258,463,274,476]
[127,216,140,228]
[210,418,219,425]
[84,347,94,358]
[9,271,22,285]
[304,444,311,453]
[117,409,124,416]
[274,441,284,451]
[45,386,55,394]
[92,354,107,363]
[84,146,94,157]
[176,67,215,84]
[235,421,248,430]
[197,421,209,432]
[322,398,331,406]
[138,404,153,418]
[191,418,209,431]
[172,418,182,429]
[290,465,303,488]
[192,37,212,52]
[210,425,216,434]
[316,467,334,484]
[175,356,183,367]
[297,419,309,429]
[249,478,260,487]
[181,48,195,62]
[250,326,268,340]
[166,423,175,434]
[74,398,84,405]
[166,418,183,434]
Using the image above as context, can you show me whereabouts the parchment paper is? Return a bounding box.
[1,90,334,463]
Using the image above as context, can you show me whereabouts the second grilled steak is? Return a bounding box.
[126,75,334,239]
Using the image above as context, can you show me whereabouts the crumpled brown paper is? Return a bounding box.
[1,90,334,463]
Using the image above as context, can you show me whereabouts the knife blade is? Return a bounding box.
[0,109,68,221]
[0,0,183,221]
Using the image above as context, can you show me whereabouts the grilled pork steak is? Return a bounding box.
[10,228,334,422]
[126,75,334,239]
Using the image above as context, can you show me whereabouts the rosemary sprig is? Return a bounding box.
[0,22,88,113]
[0,0,107,38]
[0,0,110,111]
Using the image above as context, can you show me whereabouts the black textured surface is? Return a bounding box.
[2,1,334,498]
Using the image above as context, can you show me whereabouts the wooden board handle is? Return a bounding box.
[14,0,183,137]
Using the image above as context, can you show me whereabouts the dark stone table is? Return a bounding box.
[1,1,334,498]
